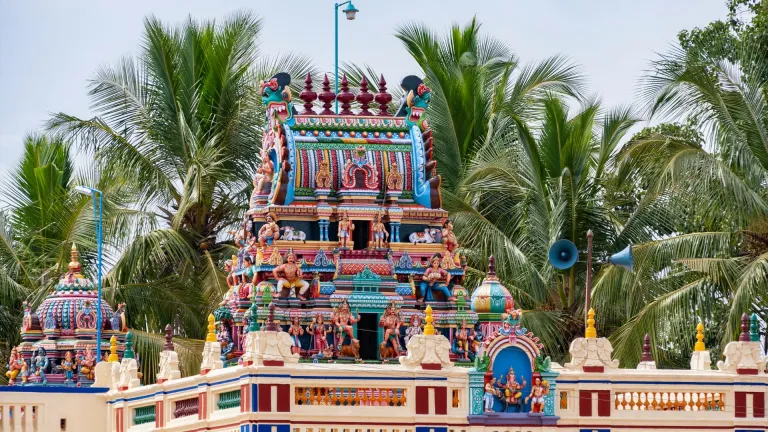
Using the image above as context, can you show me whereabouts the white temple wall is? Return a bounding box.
[0,388,107,432]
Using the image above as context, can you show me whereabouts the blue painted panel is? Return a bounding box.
[258,425,290,432]
[735,430,764,432]
[579,429,610,432]
[490,346,532,413]
[251,383,258,412]
[415,428,447,432]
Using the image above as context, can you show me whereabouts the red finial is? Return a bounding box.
[265,303,277,331]
[163,324,175,351]
[375,74,393,116]
[337,74,354,115]
[356,75,374,116]
[299,73,317,115]
[488,256,496,276]
[739,312,750,341]
[641,334,652,362]
[318,74,336,116]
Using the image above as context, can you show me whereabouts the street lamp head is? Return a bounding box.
[73,186,94,196]
[344,2,359,20]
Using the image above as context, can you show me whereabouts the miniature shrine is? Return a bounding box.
[3,73,768,432]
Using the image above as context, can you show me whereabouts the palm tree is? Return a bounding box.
[594,42,768,366]
[47,11,315,379]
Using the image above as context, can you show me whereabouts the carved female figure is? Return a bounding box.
[404,315,423,346]
[418,255,455,303]
[307,313,329,354]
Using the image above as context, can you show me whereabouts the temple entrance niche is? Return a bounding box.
[491,346,533,413]
[352,220,370,250]
[357,313,378,360]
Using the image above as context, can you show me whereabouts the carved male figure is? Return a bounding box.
[273,250,310,300]
[372,212,389,249]
[338,211,355,249]
[258,212,281,247]
[525,376,548,414]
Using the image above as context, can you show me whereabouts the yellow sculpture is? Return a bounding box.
[206,314,217,343]
[424,305,435,336]
[108,335,119,362]
[694,322,706,352]
[585,308,597,339]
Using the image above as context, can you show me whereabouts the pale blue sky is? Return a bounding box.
[0,0,727,176]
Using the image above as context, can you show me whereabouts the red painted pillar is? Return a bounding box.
[198,392,207,420]
[240,384,250,413]
[597,390,611,417]
[434,387,447,415]
[754,391,765,418]
[736,391,747,418]
[415,386,429,414]
[115,407,123,432]
[155,400,163,428]
[579,390,592,417]
[259,384,273,412]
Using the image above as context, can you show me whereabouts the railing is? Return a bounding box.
[217,389,241,410]
[294,387,407,407]
[0,404,38,431]
[133,405,155,426]
[173,397,198,419]
[614,391,726,412]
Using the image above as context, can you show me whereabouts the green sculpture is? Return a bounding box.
[259,72,295,126]
[474,352,491,371]
[534,353,552,372]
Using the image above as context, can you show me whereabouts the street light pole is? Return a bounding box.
[75,186,104,361]
[334,1,359,114]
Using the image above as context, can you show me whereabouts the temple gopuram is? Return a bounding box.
[2,73,767,432]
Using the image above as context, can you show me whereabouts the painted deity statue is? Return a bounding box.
[253,148,274,198]
[484,377,499,412]
[441,220,458,252]
[503,367,526,407]
[372,212,389,249]
[332,299,360,350]
[288,317,305,355]
[61,351,76,383]
[258,212,281,247]
[240,256,256,299]
[386,164,403,190]
[273,250,310,300]
[112,303,127,332]
[79,346,96,380]
[419,255,455,303]
[525,376,549,414]
[32,347,50,385]
[379,302,403,358]
[404,315,423,346]
[338,211,355,249]
[455,320,473,361]
[307,314,330,355]
[224,259,235,289]
[499,305,523,344]
[5,347,23,384]
[315,158,332,189]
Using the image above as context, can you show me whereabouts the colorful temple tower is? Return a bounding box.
[6,244,126,386]
[216,72,478,363]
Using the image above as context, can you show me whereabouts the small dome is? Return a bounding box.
[35,244,115,331]
[470,256,514,314]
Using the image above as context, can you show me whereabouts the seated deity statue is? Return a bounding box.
[258,212,280,247]
[78,346,96,380]
[404,315,423,346]
[253,149,274,198]
[273,250,310,300]
[418,255,456,303]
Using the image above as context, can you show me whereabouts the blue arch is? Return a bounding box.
[490,346,532,413]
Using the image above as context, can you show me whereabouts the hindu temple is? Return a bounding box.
[1,72,766,432]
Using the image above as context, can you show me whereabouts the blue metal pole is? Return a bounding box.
[334,2,340,114]
[93,189,104,362]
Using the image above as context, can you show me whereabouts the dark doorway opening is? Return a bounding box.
[357,313,378,360]
[353,220,370,250]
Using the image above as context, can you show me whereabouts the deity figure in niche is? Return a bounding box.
[386,164,403,190]
[79,346,96,380]
[484,377,499,412]
[502,367,526,410]
[315,158,332,189]
[455,320,474,361]
[337,211,355,249]
[61,351,76,383]
[404,315,423,346]
[252,149,274,198]
[332,299,360,349]
[273,250,310,300]
[288,317,305,355]
[372,211,389,249]
[307,313,330,355]
[258,212,280,247]
[379,302,403,359]
[32,347,50,385]
[5,347,23,384]
[525,376,549,414]
[441,219,458,252]
[418,254,456,303]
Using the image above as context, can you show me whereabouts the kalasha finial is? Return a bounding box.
[108,335,119,362]
[69,243,81,272]
[694,322,706,351]
[488,255,496,277]
[317,74,336,116]
[265,302,277,331]
[585,308,597,339]
[356,75,374,116]
[739,312,750,342]
[337,74,354,115]
[641,333,653,362]
[750,312,759,342]
[299,73,317,115]
[248,301,259,332]
[375,74,392,116]
[163,324,175,351]
[124,331,135,359]
[423,305,435,335]
[206,314,217,343]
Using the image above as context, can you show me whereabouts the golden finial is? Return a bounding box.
[424,305,435,335]
[68,243,81,272]
[585,308,597,339]
[206,314,217,343]
[694,322,706,352]
[108,335,119,362]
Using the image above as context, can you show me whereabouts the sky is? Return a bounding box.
[0,0,730,178]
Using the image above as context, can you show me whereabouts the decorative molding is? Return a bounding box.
[157,351,181,383]
[240,330,300,367]
[690,350,712,371]
[398,334,453,370]
[564,337,619,372]
[717,341,766,375]
[200,341,223,374]
[117,358,140,391]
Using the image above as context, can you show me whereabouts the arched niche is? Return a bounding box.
[485,333,543,413]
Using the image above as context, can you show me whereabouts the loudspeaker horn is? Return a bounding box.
[548,239,579,270]
[607,245,633,272]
